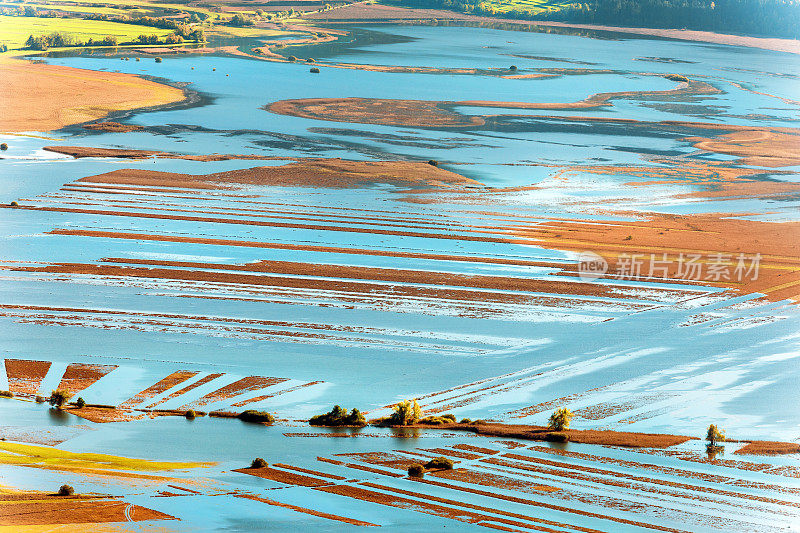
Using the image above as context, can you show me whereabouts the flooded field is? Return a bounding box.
[1,22,799,532]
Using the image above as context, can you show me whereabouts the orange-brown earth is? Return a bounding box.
[43,145,292,162]
[267,83,720,127]
[56,362,117,394]
[0,60,185,132]
[511,212,800,302]
[82,121,143,133]
[735,441,800,455]
[0,490,175,526]
[4,359,51,396]
[72,159,481,189]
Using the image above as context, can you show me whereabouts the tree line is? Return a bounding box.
[393,0,800,39]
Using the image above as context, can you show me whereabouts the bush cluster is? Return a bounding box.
[0,390,13,398]
[407,463,425,477]
[58,484,74,496]
[238,410,275,424]
[424,457,454,470]
[417,413,456,425]
[48,388,73,408]
[548,407,573,431]
[309,405,366,427]
[250,457,267,468]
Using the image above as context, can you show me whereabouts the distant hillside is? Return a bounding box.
[392,0,800,39]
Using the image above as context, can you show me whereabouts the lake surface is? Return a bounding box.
[1,23,799,532]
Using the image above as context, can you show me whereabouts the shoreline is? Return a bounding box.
[0,58,188,133]
[305,4,800,55]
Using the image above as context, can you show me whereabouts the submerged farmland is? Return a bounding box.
[1,18,799,532]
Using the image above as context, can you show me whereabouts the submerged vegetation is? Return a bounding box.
[309,405,367,426]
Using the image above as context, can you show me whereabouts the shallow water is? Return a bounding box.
[1,23,799,532]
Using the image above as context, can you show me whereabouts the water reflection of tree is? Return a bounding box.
[390,426,420,440]
[706,444,725,461]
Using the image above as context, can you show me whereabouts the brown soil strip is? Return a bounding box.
[82,121,143,133]
[529,445,800,495]
[145,373,223,409]
[235,493,379,526]
[0,60,185,132]
[97,256,685,301]
[56,362,117,394]
[231,380,323,407]
[10,205,522,246]
[10,261,646,307]
[623,448,800,480]
[182,376,287,408]
[487,453,800,510]
[271,463,348,480]
[509,212,800,302]
[4,359,52,396]
[0,493,175,526]
[413,422,693,448]
[74,158,481,189]
[43,145,292,162]
[119,370,199,409]
[453,444,502,455]
[233,466,333,487]
[359,482,604,533]
[411,476,688,533]
[735,441,800,455]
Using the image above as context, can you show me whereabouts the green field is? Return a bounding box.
[0,15,174,49]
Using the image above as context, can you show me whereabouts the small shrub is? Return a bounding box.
[424,457,454,470]
[509,65,517,71]
[287,55,297,62]
[75,397,85,408]
[35,395,46,403]
[185,409,196,419]
[57,484,74,496]
[0,390,12,398]
[548,407,573,431]
[441,413,456,422]
[238,410,275,424]
[665,74,689,82]
[427,159,439,167]
[459,418,471,424]
[9,201,18,207]
[306,57,315,62]
[545,432,569,443]
[250,457,267,468]
[0,143,7,150]
[155,57,163,63]
[49,389,73,408]
[309,405,366,427]
[310,67,320,73]
[418,415,455,425]
[408,463,425,477]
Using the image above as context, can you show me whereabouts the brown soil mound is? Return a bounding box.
[414,422,693,447]
[82,122,143,133]
[0,60,184,133]
[735,441,800,455]
[75,159,481,189]
[233,466,332,487]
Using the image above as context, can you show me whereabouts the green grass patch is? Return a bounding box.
[0,15,174,49]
